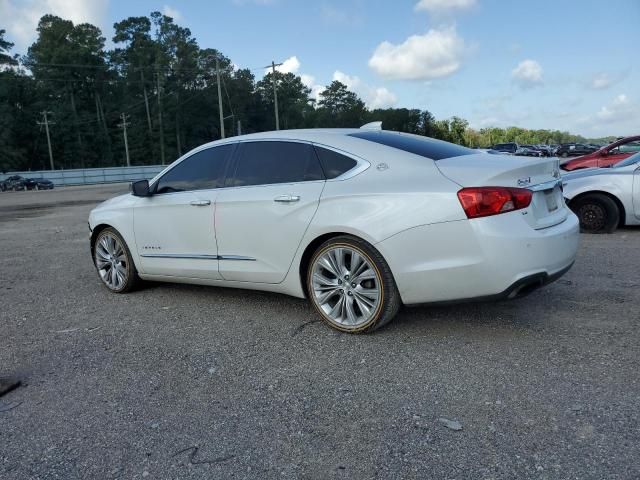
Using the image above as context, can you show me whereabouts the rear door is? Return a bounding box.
[215,141,325,283]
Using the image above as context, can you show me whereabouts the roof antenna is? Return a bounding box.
[359,121,382,130]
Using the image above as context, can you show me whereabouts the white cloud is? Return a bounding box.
[511,59,543,88]
[0,0,108,53]
[368,26,466,81]
[414,0,476,14]
[264,56,324,101]
[276,56,301,74]
[162,5,183,22]
[333,70,398,109]
[590,72,612,90]
[596,94,632,122]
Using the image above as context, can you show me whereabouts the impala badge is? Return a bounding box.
[517,177,531,186]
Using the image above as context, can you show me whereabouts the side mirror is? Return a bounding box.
[131,179,151,197]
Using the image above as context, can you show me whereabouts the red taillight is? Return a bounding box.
[457,187,532,219]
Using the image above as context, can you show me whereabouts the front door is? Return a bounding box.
[215,140,325,283]
[133,143,235,279]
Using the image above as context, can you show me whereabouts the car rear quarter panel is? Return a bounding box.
[309,151,466,245]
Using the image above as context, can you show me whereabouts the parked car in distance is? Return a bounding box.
[563,152,640,233]
[490,143,518,154]
[0,175,27,191]
[518,145,544,157]
[561,135,640,171]
[556,143,598,159]
[89,127,579,333]
[28,178,55,190]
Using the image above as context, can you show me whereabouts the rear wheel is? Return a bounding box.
[93,227,140,292]
[572,193,620,234]
[306,236,401,333]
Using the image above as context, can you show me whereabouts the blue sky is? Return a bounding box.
[2,0,638,137]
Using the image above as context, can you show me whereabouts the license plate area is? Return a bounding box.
[544,188,559,212]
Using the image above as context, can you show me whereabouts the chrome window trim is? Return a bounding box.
[146,137,370,195]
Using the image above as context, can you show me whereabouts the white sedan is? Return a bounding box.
[89,127,580,333]
[563,152,640,233]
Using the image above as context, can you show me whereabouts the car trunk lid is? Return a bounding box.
[437,153,568,229]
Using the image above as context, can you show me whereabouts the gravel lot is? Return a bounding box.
[1,184,639,479]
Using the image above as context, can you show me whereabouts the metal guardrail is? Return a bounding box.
[0,165,165,187]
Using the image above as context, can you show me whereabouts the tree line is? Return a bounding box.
[0,13,608,173]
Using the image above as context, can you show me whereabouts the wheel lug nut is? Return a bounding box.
[338,279,342,285]
[345,274,350,280]
[347,291,353,296]
[351,283,356,288]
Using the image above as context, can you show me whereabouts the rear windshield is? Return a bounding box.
[348,131,475,160]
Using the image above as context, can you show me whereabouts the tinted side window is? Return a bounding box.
[314,147,357,179]
[155,144,233,194]
[349,131,474,160]
[231,141,324,187]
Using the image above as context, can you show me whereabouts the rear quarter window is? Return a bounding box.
[348,131,474,160]
[314,146,357,179]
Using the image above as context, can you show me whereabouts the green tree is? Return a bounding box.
[316,81,367,127]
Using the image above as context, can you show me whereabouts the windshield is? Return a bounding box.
[613,152,640,168]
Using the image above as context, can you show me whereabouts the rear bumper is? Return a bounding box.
[409,261,574,307]
[376,211,580,305]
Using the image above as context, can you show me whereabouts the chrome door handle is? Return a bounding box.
[189,200,211,206]
[274,195,300,203]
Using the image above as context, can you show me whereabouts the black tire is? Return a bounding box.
[306,235,401,333]
[93,227,140,293]
[571,193,620,234]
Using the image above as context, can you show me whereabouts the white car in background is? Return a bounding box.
[563,152,640,233]
[89,127,580,333]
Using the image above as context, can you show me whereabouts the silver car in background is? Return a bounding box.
[563,152,640,233]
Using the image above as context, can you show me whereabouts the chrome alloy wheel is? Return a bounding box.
[311,246,382,327]
[95,233,128,290]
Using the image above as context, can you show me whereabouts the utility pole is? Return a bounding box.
[265,61,283,130]
[140,70,152,134]
[237,120,242,136]
[118,113,131,167]
[215,58,225,139]
[155,71,165,165]
[36,111,55,170]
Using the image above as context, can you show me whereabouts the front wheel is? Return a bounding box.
[93,227,140,292]
[306,236,401,333]
[572,193,620,234]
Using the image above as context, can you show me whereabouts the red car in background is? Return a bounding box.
[561,135,640,171]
